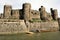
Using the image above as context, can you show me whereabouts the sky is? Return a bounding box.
[0,0,60,17]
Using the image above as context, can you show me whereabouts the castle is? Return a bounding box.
[0,3,59,34]
[0,3,58,22]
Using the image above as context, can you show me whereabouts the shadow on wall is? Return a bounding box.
[58,18,60,31]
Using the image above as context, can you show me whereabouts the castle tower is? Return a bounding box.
[3,5,12,19]
[50,8,58,20]
[53,9,58,20]
[22,3,31,21]
[39,6,47,21]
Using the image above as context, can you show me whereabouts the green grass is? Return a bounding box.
[29,18,57,23]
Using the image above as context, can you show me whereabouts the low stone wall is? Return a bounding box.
[0,20,27,34]
[29,21,59,32]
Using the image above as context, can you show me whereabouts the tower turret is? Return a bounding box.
[39,6,47,21]
[22,3,31,21]
[50,8,58,20]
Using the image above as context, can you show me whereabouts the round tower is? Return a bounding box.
[22,3,31,21]
[39,6,47,21]
[53,9,58,20]
[50,8,58,20]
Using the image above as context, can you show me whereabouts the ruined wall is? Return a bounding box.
[46,13,52,21]
[11,9,20,19]
[29,21,59,32]
[22,3,31,21]
[31,10,40,20]
[19,9,24,19]
[0,20,27,34]
[3,5,12,19]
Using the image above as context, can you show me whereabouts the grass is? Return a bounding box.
[29,18,57,23]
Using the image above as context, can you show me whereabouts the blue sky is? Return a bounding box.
[0,0,60,17]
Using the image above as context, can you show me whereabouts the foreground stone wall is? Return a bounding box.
[29,21,59,32]
[0,20,59,34]
[0,20,27,34]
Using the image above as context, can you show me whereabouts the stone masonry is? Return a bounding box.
[22,3,31,21]
[11,9,20,19]
[0,3,59,33]
[0,20,27,34]
[39,6,47,21]
[3,5,12,19]
[50,8,58,20]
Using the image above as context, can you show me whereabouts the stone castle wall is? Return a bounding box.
[0,20,27,34]
[31,10,40,19]
[22,3,31,21]
[0,21,59,34]
[29,21,59,32]
[0,19,22,22]
[11,9,20,19]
